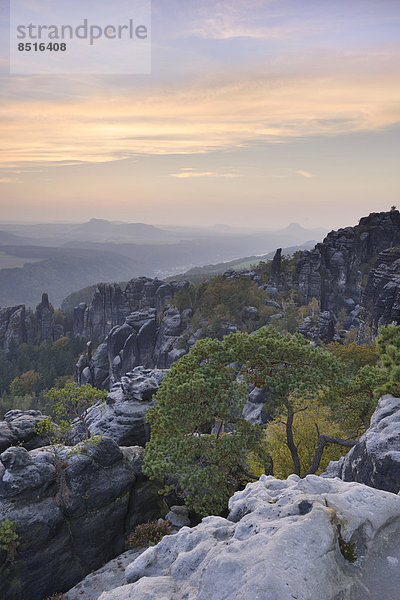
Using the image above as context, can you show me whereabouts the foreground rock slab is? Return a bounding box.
[66,549,144,600]
[99,475,400,600]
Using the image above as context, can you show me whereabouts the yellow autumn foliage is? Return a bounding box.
[267,397,349,479]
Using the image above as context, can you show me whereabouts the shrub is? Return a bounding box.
[0,519,19,561]
[126,521,171,548]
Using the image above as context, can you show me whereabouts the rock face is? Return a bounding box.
[76,307,186,389]
[0,293,62,351]
[323,395,400,493]
[0,438,165,600]
[0,305,27,351]
[35,292,60,342]
[292,210,400,342]
[0,410,47,452]
[74,277,189,389]
[72,368,167,447]
[358,246,400,340]
[98,475,400,600]
[73,277,187,340]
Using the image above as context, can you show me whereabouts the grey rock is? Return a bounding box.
[0,410,47,452]
[98,475,400,600]
[66,549,145,600]
[323,395,400,494]
[358,247,400,340]
[0,438,165,600]
[72,368,167,447]
[166,505,190,529]
[0,305,27,351]
[35,292,55,342]
[292,210,400,342]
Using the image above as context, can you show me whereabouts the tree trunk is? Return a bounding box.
[303,436,357,477]
[286,406,301,476]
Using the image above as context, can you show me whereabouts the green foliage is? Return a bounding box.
[0,520,19,561]
[237,327,344,409]
[144,327,345,514]
[173,276,275,331]
[44,383,107,439]
[9,370,43,396]
[325,342,384,436]
[326,342,379,375]
[329,365,387,437]
[126,521,171,548]
[143,335,266,516]
[375,325,400,397]
[267,397,348,479]
[0,335,87,417]
[338,531,357,563]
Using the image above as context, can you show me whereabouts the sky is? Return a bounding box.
[0,0,399,229]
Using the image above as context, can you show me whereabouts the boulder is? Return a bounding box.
[0,437,165,600]
[0,410,47,452]
[98,475,400,600]
[323,395,400,493]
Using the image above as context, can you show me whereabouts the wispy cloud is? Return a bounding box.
[0,71,399,166]
[168,168,239,178]
[0,177,16,183]
[295,170,316,178]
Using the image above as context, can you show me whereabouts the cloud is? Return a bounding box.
[168,168,239,178]
[0,70,399,166]
[295,170,316,178]
[0,177,16,183]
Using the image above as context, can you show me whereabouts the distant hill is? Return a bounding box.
[0,246,139,308]
[170,242,316,283]
[0,219,326,308]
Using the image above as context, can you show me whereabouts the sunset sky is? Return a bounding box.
[0,0,399,228]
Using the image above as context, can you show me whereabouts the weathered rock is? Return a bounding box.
[358,247,400,340]
[297,310,335,343]
[73,277,186,340]
[0,438,165,600]
[0,410,47,452]
[291,210,400,342]
[77,305,185,389]
[35,292,55,342]
[72,368,167,447]
[0,305,27,351]
[66,549,145,600]
[323,395,400,493]
[0,294,63,351]
[98,475,400,600]
[165,505,191,530]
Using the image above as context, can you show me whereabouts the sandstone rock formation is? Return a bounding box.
[0,438,165,600]
[76,307,186,389]
[0,305,27,351]
[323,395,400,493]
[66,549,145,600]
[98,475,400,600]
[0,410,47,452]
[291,210,400,342]
[358,246,400,340]
[74,277,189,388]
[72,367,166,447]
[0,293,62,351]
[73,277,188,340]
